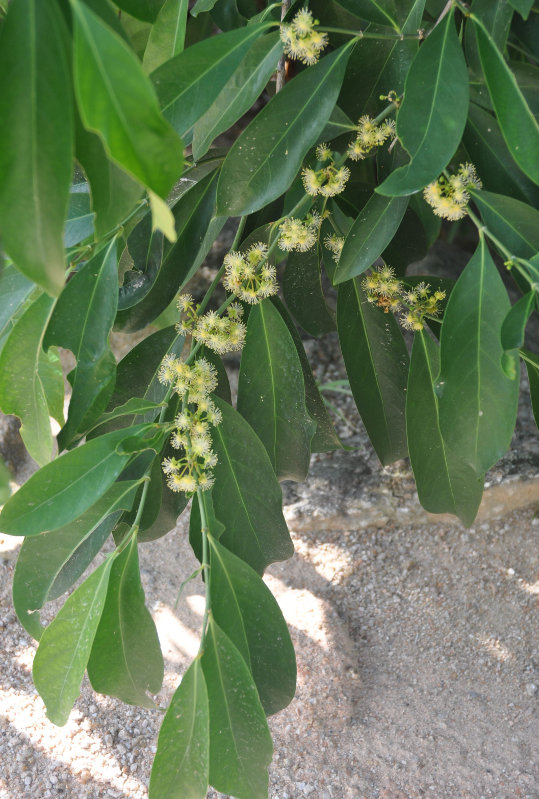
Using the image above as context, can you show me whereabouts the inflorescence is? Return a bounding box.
[362,266,446,331]
[423,163,482,221]
[347,116,396,161]
[177,294,246,354]
[223,243,278,303]
[280,8,328,65]
[278,211,322,252]
[324,233,345,264]
[302,144,351,197]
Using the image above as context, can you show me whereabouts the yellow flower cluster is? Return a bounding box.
[347,116,396,161]
[278,211,322,252]
[175,294,246,355]
[302,163,350,198]
[324,233,345,264]
[423,163,482,221]
[362,266,446,331]
[280,8,328,65]
[158,358,222,494]
[222,243,278,304]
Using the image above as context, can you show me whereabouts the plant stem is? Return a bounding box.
[197,217,247,316]
[276,0,291,92]
[197,489,211,650]
[320,27,421,40]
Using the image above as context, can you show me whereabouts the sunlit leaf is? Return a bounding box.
[143,0,189,73]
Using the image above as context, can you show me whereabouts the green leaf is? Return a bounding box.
[143,0,188,73]
[272,297,342,453]
[64,184,95,247]
[0,0,72,296]
[189,491,226,563]
[464,0,513,76]
[463,103,539,206]
[377,11,469,196]
[33,558,114,726]
[474,18,539,185]
[337,278,409,464]
[501,292,535,352]
[149,659,209,799]
[208,535,296,716]
[0,424,154,537]
[201,619,273,799]
[508,0,534,21]
[406,331,484,525]
[282,246,336,338]
[152,23,267,140]
[45,239,119,448]
[197,348,232,404]
[334,0,400,30]
[13,480,140,640]
[192,0,219,14]
[115,0,165,22]
[521,349,539,430]
[87,536,163,706]
[88,398,166,434]
[334,194,409,283]
[38,345,65,428]
[116,169,223,331]
[237,300,315,482]
[119,211,164,311]
[437,237,519,475]
[0,293,55,466]
[0,263,34,354]
[191,32,282,161]
[75,112,144,239]
[470,189,539,260]
[211,396,293,574]
[72,0,183,196]
[0,456,10,506]
[217,41,354,216]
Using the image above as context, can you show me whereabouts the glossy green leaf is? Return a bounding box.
[272,297,342,453]
[72,0,183,196]
[211,396,293,574]
[0,0,72,296]
[87,536,163,706]
[191,0,219,14]
[463,103,539,206]
[33,558,114,726]
[217,41,354,216]
[474,18,539,185]
[377,11,469,196]
[465,0,513,76]
[501,292,535,352]
[521,349,539,430]
[189,491,226,563]
[508,0,534,21]
[45,239,118,448]
[337,279,409,464]
[406,331,484,525]
[143,0,189,73]
[283,247,335,338]
[152,24,267,140]
[75,113,144,239]
[334,0,399,29]
[470,189,539,260]
[237,300,315,482]
[116,170,222,331]
[13,480,140,640]
[335,194,409,283]
[209,535,296,715]
[149,659,209,799]
[64,184,95,247]
[192,32,282,160]
[115,0,165,22]
[201,619,273,799]
[88,398,166,435]
[38,345,65,428]
[119,212,164,311]
[437,238,519,475]
[0,263,34,354]
[0,424,153,537]
[0,293,55,466]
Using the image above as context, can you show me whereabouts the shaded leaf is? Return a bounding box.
[72,0,183,196]
[153,24,267,140]
[406,331,484,525]
[208,535,296,715]
[189,490,226,564]
[337,278,409,464]
[87,536,163,706]
[237,300,315,482]
[501,292,535,351]
[149,659,209,799]
[335,194,408,283]
[0,293,55,466]
[508,0,534,19]
[334,0,399,30]
[0,457,10,506]
[33,558,114,726]
[192,32,282,160]
[474,17,539,185]
[38,345,65,428]
[45,239,119,448]
[211,396,293,574]
[0,0,72,296]
[377,11,469,196]
[115,0,165,22]
[283,247,335,338]
[65,184,95,247]
[521,349,539,430]
[470,189,539,260]
[143,0,189,74]
[437,237,519,474]
[0,263,34,354]
[0,424,154,537]
[13,481,140,640]
[201,619,273,799]
[217,41,354,216]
